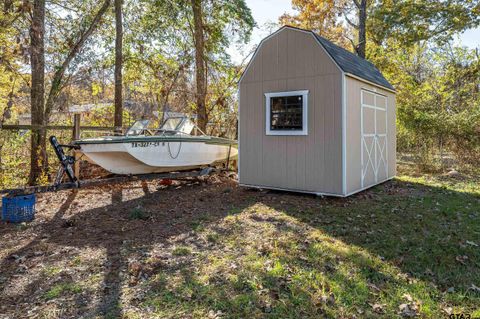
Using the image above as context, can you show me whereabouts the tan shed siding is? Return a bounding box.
[345,76,396,194]
[239,28,343,194]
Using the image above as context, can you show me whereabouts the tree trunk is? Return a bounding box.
[191,0,207,133]
[356,0,367,58]
[28,0,110,185]
[114,0,123,134]
[44,0,111,122]
[29,0,46,185]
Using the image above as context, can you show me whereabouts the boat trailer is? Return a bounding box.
[0,136,219,196]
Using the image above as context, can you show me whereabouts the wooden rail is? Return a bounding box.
[1,124,114,131]
[1,114,123,183]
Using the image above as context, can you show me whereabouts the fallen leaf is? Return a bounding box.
[468,284,480,293]
[399,303,418,317]
[128,261,142,277]
[327,293,335,305]
[319,293,335,305]
[466,241,478,247]
[455,255,468,265]
[367,283,381,292]
[370,303,385,313]
[443,307,453,315]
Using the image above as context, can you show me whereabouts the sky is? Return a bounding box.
[228,0,480,64]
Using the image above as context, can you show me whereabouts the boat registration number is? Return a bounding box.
[131,141,163,148]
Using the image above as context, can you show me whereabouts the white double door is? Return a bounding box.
[361,90,388,188]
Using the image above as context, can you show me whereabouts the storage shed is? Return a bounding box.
[238,26,396,197]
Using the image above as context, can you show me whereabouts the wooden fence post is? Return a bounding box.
[72,114,81,179]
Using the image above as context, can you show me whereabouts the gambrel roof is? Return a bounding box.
[313,33,394,91]
[240,26,395,92]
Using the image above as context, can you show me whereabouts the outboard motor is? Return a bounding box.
[49,136,80,187]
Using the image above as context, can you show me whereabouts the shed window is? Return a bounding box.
[265,90,308,135]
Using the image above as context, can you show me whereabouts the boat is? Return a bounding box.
[73,116,238,175]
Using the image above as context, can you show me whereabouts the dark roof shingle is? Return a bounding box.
[312,33,394,91]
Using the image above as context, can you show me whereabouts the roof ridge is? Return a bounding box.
[314,33,359,57]
[241,25,394,91]
[305,29,394,91]
[281,25,361,60]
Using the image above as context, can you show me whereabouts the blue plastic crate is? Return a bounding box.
[2,194,36,223]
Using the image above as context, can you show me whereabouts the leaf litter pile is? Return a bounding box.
[0,169,479,318]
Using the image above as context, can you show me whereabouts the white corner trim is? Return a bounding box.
[237,84,241,182]
[342,73,347,195]
[385,94,389,181]
[265,90,309,136]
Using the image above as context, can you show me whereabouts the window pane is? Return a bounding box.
[270,95,303,130]
[161,118,182,130]
[126,120,150,135]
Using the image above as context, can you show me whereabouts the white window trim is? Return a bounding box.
[265,90,309,136]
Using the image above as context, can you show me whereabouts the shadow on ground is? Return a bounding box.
[0,175,478,318]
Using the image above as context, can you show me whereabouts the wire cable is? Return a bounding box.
[167,141,182,159]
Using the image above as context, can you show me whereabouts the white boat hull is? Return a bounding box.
[78,140,237,175]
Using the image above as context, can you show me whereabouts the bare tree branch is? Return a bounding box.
[44,0,111,122]
[344,14,358,29]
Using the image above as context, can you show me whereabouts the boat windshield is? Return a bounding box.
[124,117,195,136]
[126,120,150,136]
[160,117,183,131]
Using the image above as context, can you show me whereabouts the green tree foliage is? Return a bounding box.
[0,0,254,187]
[280,0,480,169]
[369,0,480,46]
[126,0,254,132]
[375,42,480,167]
[0,1,30,187]
[0,0,28,122]
[1,0,479,187]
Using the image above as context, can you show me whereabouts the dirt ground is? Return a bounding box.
[0,170,479,318]
[0,174,246,317]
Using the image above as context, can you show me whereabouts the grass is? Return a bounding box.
[2,168,479,318]
[172,246,192,256]
[70,256,82,267]
[128,206,149,220]
[44,282,83,300]
[139,171,480,318]
[206,232,220,243]
[42,266,62,276]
